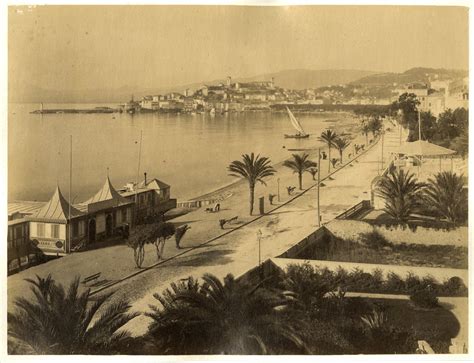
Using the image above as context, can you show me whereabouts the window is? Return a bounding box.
[37,223,45,237]
[51,224,60,239]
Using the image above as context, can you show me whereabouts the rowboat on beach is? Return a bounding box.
[284,106,309,139]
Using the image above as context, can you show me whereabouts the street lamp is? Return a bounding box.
[277,178,280,202]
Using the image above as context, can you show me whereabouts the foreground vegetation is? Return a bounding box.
[9,262,464,355]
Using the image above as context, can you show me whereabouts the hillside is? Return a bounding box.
[10,69,377,104]
[351,67,468,86]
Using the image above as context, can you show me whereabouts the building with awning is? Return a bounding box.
[397,140,456,158]
[393,139,457,175]
[77,177,134,243]
[27,186,87,255]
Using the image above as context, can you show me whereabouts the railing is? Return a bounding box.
[335,200,372,220]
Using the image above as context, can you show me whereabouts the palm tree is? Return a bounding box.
[361,124,370,145]
[375,168,426,224]
[319,129,338,172]
[308,167,318,181]
[146,273,309,354]
[8,274,138,354]
[283,153,317,190]
[228,153,276,215]
[333,137,351,163]
[424,171,467,226]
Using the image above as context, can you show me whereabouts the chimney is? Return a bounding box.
[144,172,147,186]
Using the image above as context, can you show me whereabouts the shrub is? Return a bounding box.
[410,288,439,309]
[441,276,467,296]
[360,230,392,249]
[385,272,405,293]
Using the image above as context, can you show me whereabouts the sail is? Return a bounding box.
[286,107,306,135]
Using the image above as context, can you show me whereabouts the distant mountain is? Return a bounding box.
[233,69,377,90]
[351,67,468,86]
[10,69,378,104]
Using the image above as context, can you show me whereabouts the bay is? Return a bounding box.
[8,103,355,203]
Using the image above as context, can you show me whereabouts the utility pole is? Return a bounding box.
[68,135,72,253]
[135,130,143,224]
[317,148,321,227]
[257,229,263,279]
[381,129,384,171]
[418,110,422,141]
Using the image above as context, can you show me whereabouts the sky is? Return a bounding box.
[8,5,469,93]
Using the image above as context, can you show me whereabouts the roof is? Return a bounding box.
[139,178,170,190]
[8,201,45,217]
[29,186,84,223]
[397,140,456,157]
[83,177,132,207]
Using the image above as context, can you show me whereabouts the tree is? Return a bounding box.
[228,153,276,215]
[368,117,383,137]
[283,153,317,190]
[126,224,157,268]
[424,172,467,226]
[333,138,351,163]
[361,124,370,145]
[319,129,339,172]
[375,168,426,224]
[154,222,176,260]
[390,93,420,129]
[175,224,191,249]
[8,274,138,354]
[146,273,309,354]
[308,167,318,181]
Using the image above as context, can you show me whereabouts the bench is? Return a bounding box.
[82,272,101,285]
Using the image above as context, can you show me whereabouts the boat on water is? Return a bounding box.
[284,107,309,139]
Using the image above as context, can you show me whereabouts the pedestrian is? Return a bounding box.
[268,193,276,205]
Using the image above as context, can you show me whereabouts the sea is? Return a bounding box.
[8,103,356,203]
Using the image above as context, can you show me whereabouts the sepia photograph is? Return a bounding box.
[2,2,471,360]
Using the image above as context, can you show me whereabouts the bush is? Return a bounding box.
[410,288,439,309]
[360,230,392,249]
[441,276,468,296]
[385,272,405,293]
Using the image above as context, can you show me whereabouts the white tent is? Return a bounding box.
[397,140,456,157]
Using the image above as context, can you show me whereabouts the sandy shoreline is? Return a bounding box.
[187,115,360,202]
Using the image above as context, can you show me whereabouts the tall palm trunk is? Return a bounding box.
[298,172,303,190]
[249,183,255,215]
[339,149,343,163]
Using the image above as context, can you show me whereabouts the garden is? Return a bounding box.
[294,230,468,269]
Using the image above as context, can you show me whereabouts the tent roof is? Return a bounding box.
[397,140,456,157]
[84,177,131,206]
[30,186,84,222]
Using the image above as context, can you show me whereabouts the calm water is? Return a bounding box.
[8,103,355,202]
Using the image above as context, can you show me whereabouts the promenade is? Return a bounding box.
[8,121,403,336]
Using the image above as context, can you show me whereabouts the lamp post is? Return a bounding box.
[257,229,263,278]
[277,178,280,202]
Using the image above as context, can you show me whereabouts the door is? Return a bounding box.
[88,219,96,243]
[106,214,113,237]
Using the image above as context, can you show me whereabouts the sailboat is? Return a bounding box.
[284,107,309,139]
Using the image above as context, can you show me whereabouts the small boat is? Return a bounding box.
[209,108,216,115]
[284,107,309,138]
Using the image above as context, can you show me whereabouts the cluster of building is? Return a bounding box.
[7,173,176,273]
[119,73,468,115]
[395,76,469,116]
